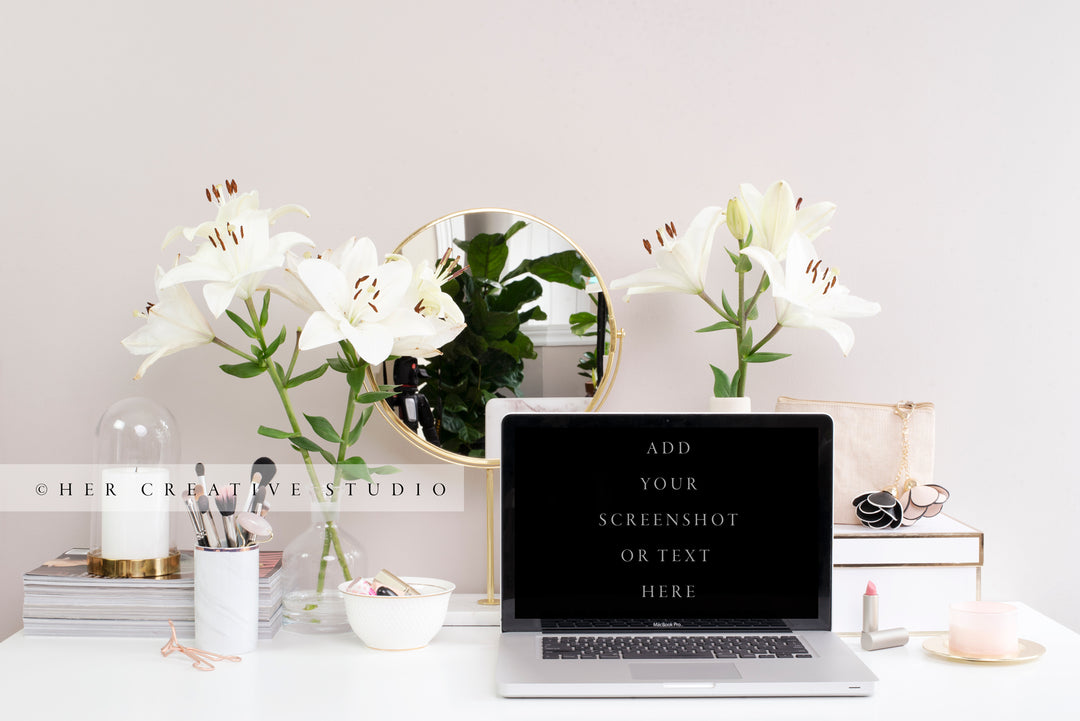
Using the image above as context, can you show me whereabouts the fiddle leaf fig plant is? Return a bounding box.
[423,220,591,456]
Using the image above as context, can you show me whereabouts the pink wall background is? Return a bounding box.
[1,1,1078,639]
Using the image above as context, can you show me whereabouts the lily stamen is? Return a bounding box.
[665,221,677,239]
[368,302,378,313]
[656,229,665,247]
[643,238,652,255]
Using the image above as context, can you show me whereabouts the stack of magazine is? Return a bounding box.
[22,548,284,639]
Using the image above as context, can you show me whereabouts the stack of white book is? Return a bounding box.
[832,515,984,633]
[22,548,284,639]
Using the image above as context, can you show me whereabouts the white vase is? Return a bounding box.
[708,396,752,413]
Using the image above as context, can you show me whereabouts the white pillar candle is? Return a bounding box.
[100,466,171,560]
[948,601,1018,658]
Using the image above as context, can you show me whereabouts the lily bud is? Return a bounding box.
[725,197,750,242]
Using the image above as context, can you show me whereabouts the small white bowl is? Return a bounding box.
[339,576,455,650]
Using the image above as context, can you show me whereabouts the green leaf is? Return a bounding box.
[347,406,374,445]
[257,426,296,439]
[472,306,519,339]
[327,356,351,373]
[225,310,258,339]
[696,321,737,333]
[338,456,371,482]
[264,326,288,358]
[518,306,547,324]
[721,290,736,319]
[346,368,368,393]
[489,332,536,362]
[725,247,753,273]
[356,390,396,404]
[569,311,597,336]
[502,219,527,241]
[369,464,400,476]
[304,414,342,444]
[743,226,754,249]
[285,362,329,389]
[745,352,792,363]
[503,250,589,288]
[710,365,735,398]
[219,361,265,379]
[458,232,509,282]
[259,291,272,327]
[489,277,543,313]
[746,303,759,321]
[289,435,325,453]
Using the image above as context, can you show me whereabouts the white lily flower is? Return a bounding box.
[740,181,836,260]
[296,237,434,364]
[742,235,881,356]
[158,181,313,317]
[262,249,322,314]
[609,206,725,298]
[121,266,215,379]
[390,255,467,358]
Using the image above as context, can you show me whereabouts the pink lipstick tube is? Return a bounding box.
[862,580,878,633]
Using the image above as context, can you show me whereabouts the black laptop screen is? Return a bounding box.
[501,413,833,631]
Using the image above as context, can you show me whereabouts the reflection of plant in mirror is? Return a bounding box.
[569,308,603,391]
[423,220,591,455]
[610,181,881,398]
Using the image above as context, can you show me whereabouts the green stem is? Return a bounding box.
[698,291,737,324]
[736,268,748,397]
[212,337,257,362]
[743,272,770,322]
[243,299,321,491]
[749,323,783,356]
[315,379,360,593]
[244,297,355,593]
[285,329,301,382]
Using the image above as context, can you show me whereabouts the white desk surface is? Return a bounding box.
[0,603,1074,720]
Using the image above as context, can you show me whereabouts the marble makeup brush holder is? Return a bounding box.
[194,545,259,655]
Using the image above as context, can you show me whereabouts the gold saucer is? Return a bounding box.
[922,635,1045,663]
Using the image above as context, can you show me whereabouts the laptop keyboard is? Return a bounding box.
[542,635,812,660]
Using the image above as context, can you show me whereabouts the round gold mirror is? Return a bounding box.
[371,209,623,469]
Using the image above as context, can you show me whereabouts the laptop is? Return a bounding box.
[495,412,877,698]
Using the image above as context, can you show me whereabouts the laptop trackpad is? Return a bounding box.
[630,663,741,681]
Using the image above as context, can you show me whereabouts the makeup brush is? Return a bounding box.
[236,471,263,546]
[241,457,276,515]
[195,461,207,491]
[184,495,209,547]
[251,473,275,517]
[194,484,221,548]
[217,486,238,547]
[252,485,269,518]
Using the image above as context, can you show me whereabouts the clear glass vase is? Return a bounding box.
[282,502,366,633]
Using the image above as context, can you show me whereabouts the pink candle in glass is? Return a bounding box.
[948,601,1018,658]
